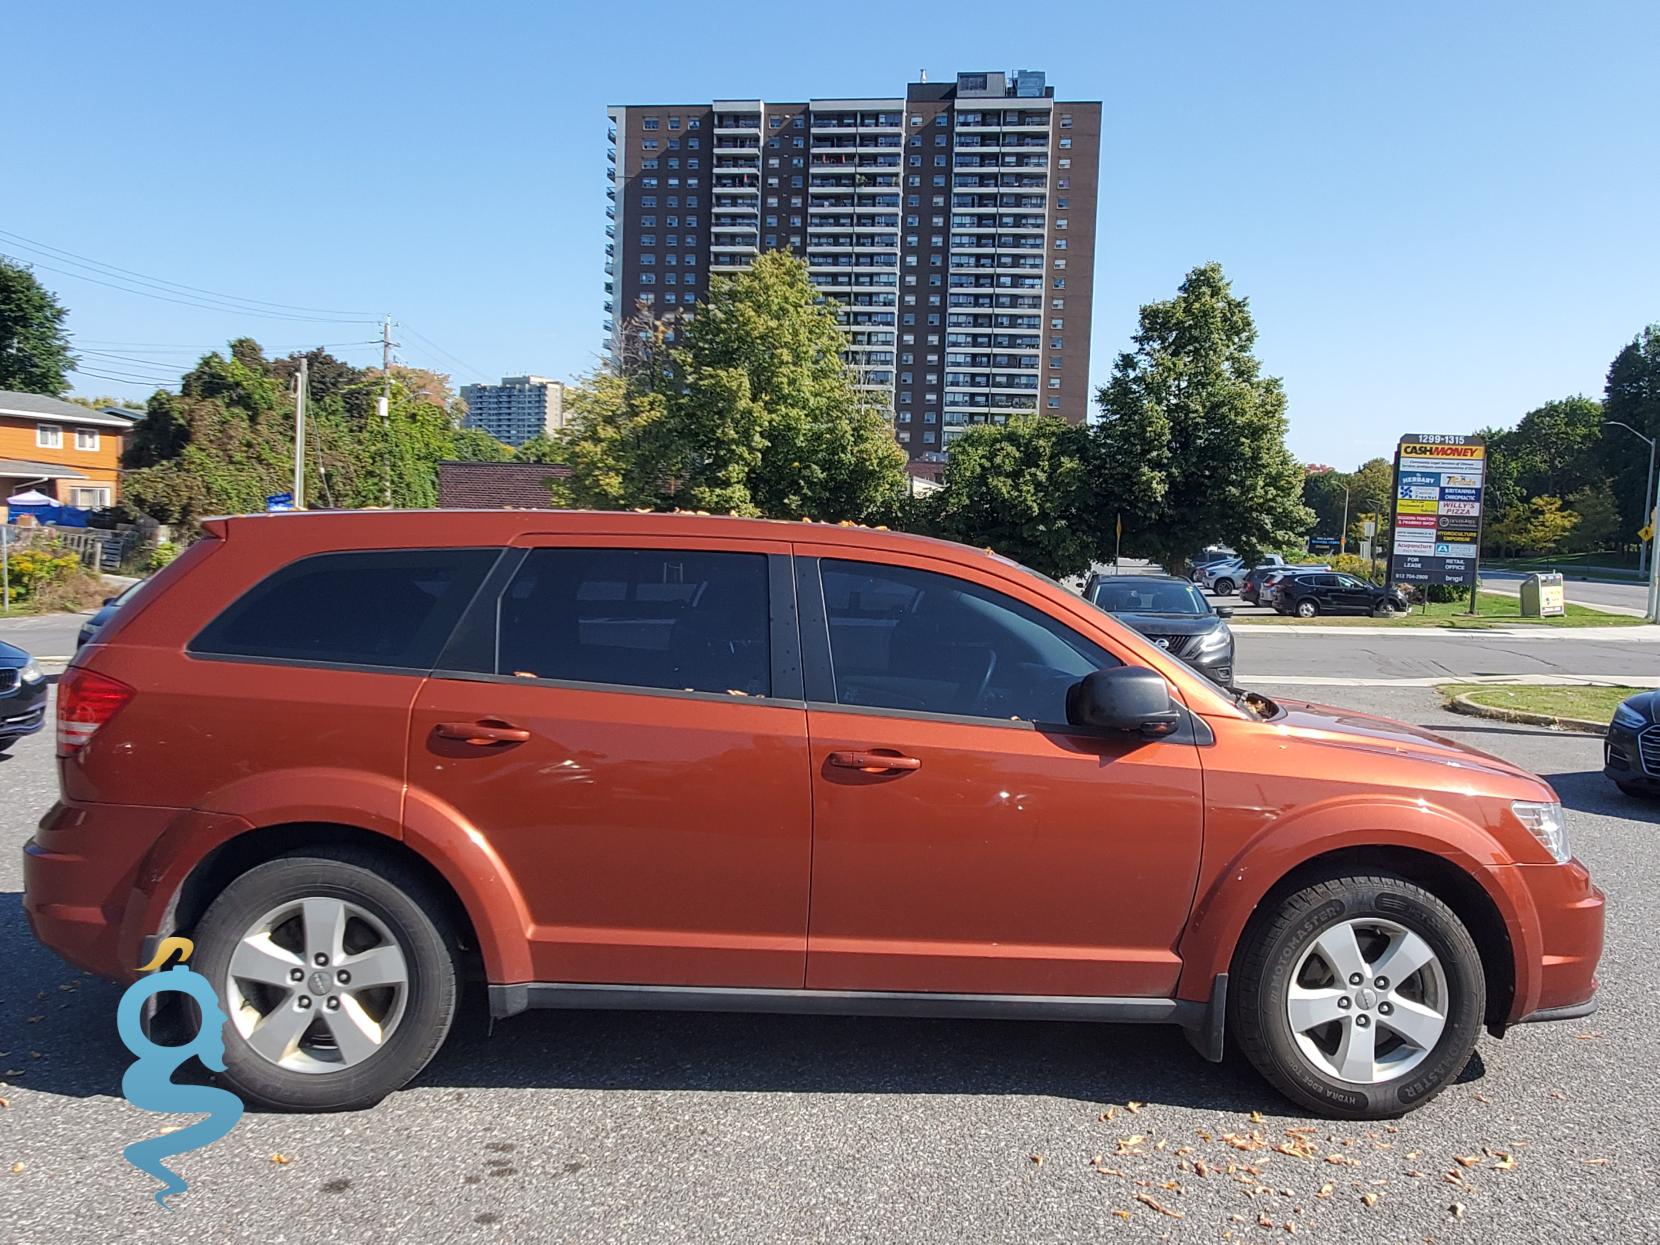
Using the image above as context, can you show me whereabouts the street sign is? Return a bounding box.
[265,492,295,512]
[1388,434,1485,587]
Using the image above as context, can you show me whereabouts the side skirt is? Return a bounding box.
[488,976,1229,1061]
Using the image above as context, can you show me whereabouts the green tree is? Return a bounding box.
[1566,483,1620,551]
[928,416,1100,579]
[553,254,908,522]
[0,258,76,394]
[1508,396,1604,498]
[1601,326,1660,537]
[1094,262,1313,570]
[1516,495,1577,555]
[1301,466,1350,539]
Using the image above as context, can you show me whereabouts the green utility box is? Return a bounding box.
[1519,571,1565,617]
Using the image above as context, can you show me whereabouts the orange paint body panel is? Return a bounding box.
[20,509,1601,1043]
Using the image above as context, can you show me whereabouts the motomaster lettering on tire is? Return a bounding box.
[1231,873,1485,1120]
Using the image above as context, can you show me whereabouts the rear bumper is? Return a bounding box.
[23,799,183,981]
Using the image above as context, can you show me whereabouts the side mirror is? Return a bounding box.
[101,595,117,606]
[1214,606,1233,617]
[1065,667,1181,736]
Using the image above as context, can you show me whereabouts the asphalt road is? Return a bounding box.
[1482,569,1650,615]
[0,612,85,661]
[1,683,1656,1243]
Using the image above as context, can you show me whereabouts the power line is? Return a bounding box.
[0,251,375,325]
[72,367,177,390]
[0,228,375,317]
[399,322,488,381]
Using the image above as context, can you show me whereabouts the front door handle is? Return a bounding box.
[434,720,532,746]
[828,750,922,773]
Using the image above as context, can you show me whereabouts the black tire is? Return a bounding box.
[1231,873,1486,1119]
[1213,579,1236,596]
[1372,601,1394,618]
[192,849,459,1112]
[1295,598,1319,618]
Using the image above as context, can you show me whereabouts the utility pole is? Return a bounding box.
[1339,484,1351,556]
[292,355,308,510]
[379,315,398,507]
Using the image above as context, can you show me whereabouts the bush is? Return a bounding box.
[1329,553,1384,584]
[0,538,108,612]
[145,541,179,573]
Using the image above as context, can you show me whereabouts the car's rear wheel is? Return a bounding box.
[1295,598,1320,618]
[1213,578,1236,596]
[192,849,459,1112]
[1232,873,1485,1119]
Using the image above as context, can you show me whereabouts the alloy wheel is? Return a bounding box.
[225,897,410,1074]
[1285,917,1449,1084]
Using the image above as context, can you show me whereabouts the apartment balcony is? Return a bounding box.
[713,118,762,133]
[606,204,616,219]
[604,261,615,275]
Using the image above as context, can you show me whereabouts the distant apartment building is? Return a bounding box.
[459,376,567,447]
[606,69,1101,460]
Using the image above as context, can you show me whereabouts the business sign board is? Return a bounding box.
[1389,434,1485,587]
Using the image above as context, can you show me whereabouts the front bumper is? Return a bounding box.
[1509,857,1605,1023]
[0,679,47,740]
[1604,720,1659,789]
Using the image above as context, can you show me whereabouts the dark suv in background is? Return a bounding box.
[1082,573,1234,686]
[1274,571,1410,618]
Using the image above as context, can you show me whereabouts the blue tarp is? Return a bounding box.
[6,503,90,527]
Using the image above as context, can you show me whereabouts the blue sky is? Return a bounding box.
[6,1,1655,468]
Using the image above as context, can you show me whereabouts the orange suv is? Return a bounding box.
[24,511,1603,1116]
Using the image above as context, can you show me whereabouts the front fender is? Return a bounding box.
[1174,796,1543,1017]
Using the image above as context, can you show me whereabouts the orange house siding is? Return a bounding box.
[0,414,123,503]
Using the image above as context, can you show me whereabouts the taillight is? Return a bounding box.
[57,667,135,757]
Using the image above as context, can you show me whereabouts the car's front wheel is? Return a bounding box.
[1232,873,1485,1118]
[192,849,460,1112]
[1295,598,1320,618]
[1213,578,1236,596]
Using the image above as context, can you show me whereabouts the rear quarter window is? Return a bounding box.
[189,548,498,669]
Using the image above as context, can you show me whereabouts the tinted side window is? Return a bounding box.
[498,549,770,696]
[192,548,497,669]
[820,560,1117,723]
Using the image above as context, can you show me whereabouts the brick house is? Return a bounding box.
[436,460,570,509]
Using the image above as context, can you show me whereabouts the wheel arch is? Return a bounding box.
[1225,846,1517,1030]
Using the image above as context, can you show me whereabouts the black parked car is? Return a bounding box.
[76,578,144,648]
[1241,562,1325,606]
[0,640,48,752]
[1273,571,1410,618]
[1082,573,1234,686]
[1605,691,1658,797]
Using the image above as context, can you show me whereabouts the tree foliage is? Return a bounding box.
[0,258,76,395]
[1602,326,1660,535]
[552,254,908,522]
[927,417,1100,579]
[1094,262,1312,569]
[120,340,511,529]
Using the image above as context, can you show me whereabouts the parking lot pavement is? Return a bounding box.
[2,685,1654,1243]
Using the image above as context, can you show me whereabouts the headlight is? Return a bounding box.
[1197,626,1232,652]
[1511,800,1570,864]
[1612,701,1648,731]
[19,659,45,684]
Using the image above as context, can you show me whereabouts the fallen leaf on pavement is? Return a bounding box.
[1452,1154,1483,1168]
[1325,1154,1360,1167]
[1450,1203,1466,1220]
[1491,1152,1517,1171]
[1315,1182,1334,1199]
[1028,1154,1043,1166]
[1111,1209,1130,1221]
[1250,1111,1266,1124]
[270,1153,292,1165]
[9,1162,23,1174]
[1134,1193,1183,1219]
[1099,1107,1117,1122]
[1361,1192,1381,1207]
[1126,1101,1144,1114]
[1582,1158,1610,1167]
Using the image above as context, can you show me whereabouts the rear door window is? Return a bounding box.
[190,548,498,669]
[496,548,771,697]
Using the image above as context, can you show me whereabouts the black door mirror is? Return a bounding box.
[1214,605,1233,617]
[1065,667,1182,736]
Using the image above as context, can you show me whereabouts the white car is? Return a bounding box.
[1199,554,1286,596]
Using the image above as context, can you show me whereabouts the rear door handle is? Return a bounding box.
[434,720,532,746]
[828,750,921,772]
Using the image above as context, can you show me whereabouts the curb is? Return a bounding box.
[1444,692,1609,736]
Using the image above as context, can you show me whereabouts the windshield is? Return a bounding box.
[1090,580,1209,615]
